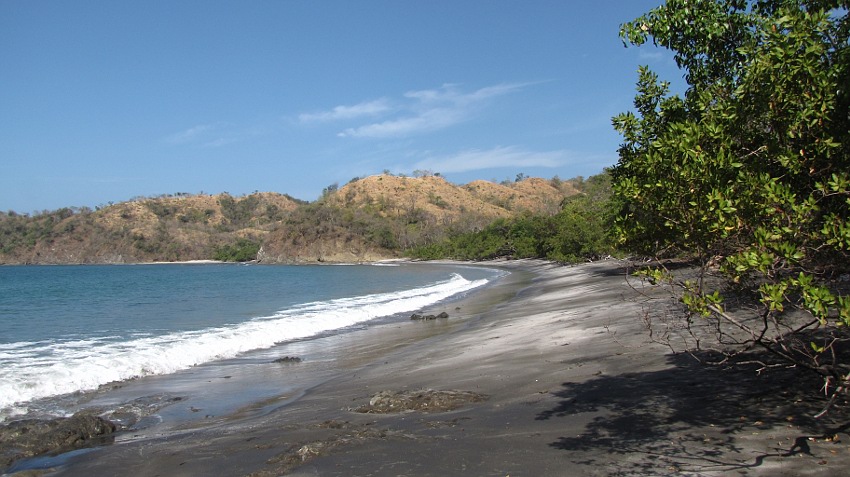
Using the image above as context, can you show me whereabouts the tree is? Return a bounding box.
[549,172,616,262]
[321,183,339,199]
[213,238,260,262]
[612,0,850,412]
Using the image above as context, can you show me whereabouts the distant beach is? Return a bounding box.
[139,259,224,265]
[10,260,850,476]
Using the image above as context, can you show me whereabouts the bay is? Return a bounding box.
[0,262,503,421]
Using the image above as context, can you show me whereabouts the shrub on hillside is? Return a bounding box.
[213,238,260,262]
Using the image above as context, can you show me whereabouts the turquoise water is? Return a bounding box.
[0,262,503,420]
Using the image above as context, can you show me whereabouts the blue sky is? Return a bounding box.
[1,1,683,213]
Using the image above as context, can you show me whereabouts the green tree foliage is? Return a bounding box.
[408,172,617,262]
[321,183,339,199]
[613,0,850,408]
[548,173,618,262]
[279,198,406,255]
[0,208,87,254]
[213,238,261,262]
[145,202,179,219]
[218,194,262,227]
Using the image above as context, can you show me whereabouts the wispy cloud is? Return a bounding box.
[412,146,568,173]
[407,82,526,105]
[299,99,392,122]
[304,82,529,139]
[338,107,463,138]
[638,50,665,62]
[165,122,242,148]
[166,124,219,145]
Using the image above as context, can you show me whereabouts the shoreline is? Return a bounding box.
[0,261,499,425]
[10,259,850,476]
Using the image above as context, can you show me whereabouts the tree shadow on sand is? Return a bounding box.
[537,351,850,475]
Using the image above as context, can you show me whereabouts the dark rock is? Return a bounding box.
[0,411,116,471]
[273,356,302,363]
[410,312,449,321]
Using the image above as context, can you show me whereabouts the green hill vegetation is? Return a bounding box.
[613,0,849,413]
[0,173,594,264]
[408,173,616,262]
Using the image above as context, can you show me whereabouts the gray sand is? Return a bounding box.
[35,260,850,476]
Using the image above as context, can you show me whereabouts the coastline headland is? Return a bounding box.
[4,259,849,476]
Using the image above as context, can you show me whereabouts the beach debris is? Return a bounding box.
[356,389,488,413]
[296,442,325,461]
[273,356,302,364]
[315,419,353,429]
[0,411,117,472]
[260,424,400,475]
[410,312,449,321]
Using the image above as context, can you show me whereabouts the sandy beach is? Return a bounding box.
[19,260,850,476]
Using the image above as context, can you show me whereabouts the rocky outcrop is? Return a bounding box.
[0,412,117,472]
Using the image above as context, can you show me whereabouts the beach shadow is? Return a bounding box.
[537,351,850,475]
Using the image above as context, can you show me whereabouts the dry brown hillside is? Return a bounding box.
[254,174,578,264]
[98,192,300,238]
[329,174,575,223]
[0,176,579,264]
[463,177,577,216]
[0,192,304,264]
[253,174,579,264]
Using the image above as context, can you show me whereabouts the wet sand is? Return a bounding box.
[35,260,850,476]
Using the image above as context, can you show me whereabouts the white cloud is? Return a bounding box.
[413,146,568,173]
[165,122,246,148]
[298,99,392,122]
[304,82,529,139]
[202,137,239,148]
[166,124,218,144]
[403,83,524,106]
[338,107,463,138]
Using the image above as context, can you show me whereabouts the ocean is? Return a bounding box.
[0,262,504,423]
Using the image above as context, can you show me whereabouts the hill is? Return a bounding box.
[330,174,573,222]
[257,174,577,263]
[0,175,578,264]
[0,192,303,264]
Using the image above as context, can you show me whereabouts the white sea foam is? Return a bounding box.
[0,273,487,415]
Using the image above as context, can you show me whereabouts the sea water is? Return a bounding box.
[0,262,503,422]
